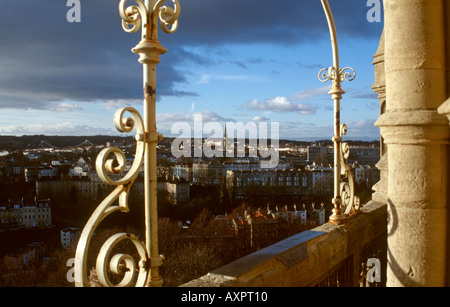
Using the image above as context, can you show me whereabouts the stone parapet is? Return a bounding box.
[182,201,387,287]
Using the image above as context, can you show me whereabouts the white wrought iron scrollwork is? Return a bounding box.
[318,66,337,83]
[318,0,360,223]
[340,67,356,82]
[97,108,145,187]
[154,0,180,34]
[96,233,148,287]
[319,67,356,83]
[75,0,180,287]
[119,0,148,35]
[119,0,180,38]
[339,125,361,215]
[74,107,146,287]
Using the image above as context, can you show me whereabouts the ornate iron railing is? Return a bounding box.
[318,0,360,223]
[73,0,361,287]
[74,0,180,287]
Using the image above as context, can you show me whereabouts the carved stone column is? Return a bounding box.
[371,30,387,203]
[376,0,449,286]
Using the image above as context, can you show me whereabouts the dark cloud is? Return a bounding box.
[165,0,383,47]
[0,0,383,110]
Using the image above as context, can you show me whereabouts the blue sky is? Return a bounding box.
[0,0,383,140]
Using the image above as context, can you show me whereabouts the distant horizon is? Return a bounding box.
[0,134,380,143]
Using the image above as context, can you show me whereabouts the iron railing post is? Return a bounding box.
[318,0,359,223]
[120,0,180,287]
[74,0,180,287]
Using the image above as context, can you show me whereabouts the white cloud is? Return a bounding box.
[48,102,83,112]
[243,96,317,115]
[344,119,378,137]
[289,86,331,100]
[197,74,211,84]
[0,122,116,136]
[157,110,233,124]
[156,110,236,138]
[240,85,332,117]
[102,99,141,111]
[252,116,270,122]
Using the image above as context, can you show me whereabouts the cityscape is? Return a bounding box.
[1,0,449,292]
[0,134,379,286]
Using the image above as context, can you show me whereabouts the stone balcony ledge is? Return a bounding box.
[182,201,387,287]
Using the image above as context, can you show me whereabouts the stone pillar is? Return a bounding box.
[376,0,449,286]
[371,30,387,203]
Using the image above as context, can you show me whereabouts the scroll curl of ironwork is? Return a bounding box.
[339,67,356,82]
[318,67,356,83]
[74,107,146,287]
[96,107,145,187]
[96,233,148,287]
[154,0,180,34]
[119,0,180,35]
[318,66,337,83]
[119,0,148,34]
[339,125,361,215]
